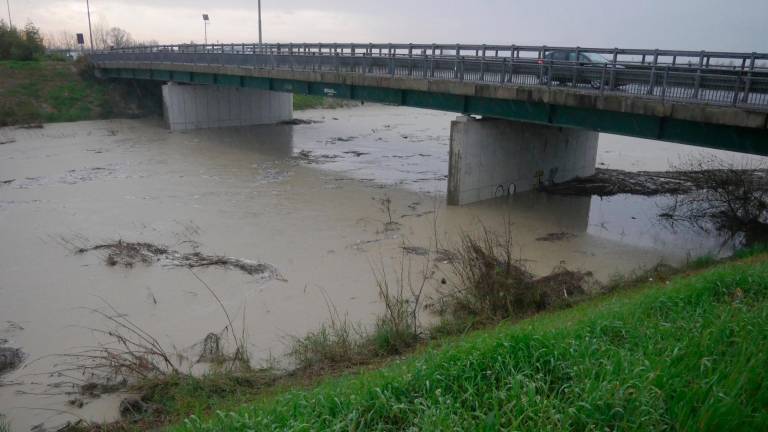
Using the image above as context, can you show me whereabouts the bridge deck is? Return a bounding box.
[92,43,768,154]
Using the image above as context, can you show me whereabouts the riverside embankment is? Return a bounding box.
[1,103,766,431]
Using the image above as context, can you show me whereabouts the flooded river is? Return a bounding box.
[0,104,763,430]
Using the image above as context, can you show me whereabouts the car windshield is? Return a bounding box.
[582,52,609,63]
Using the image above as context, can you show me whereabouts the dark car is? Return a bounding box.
[538,51,623,88]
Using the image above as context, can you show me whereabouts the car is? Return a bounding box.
[537,50,623,88]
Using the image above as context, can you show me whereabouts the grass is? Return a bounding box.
[167,253,768,431]
[0,60,158,126]
[292,94,358,111]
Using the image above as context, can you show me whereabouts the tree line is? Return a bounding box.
[44,23,157,51]
[0,20,45,60]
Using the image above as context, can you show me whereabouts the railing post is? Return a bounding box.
[732,74,742,105]
[693,50,704,99]
[572,46,580,87]
[609,48,618,90]
[499,58,506,84]
[600,63,607,94]
[661,66,669,101]
[460,56,465,81]
[742,53,756,104]
[430,56,435,78]
[480,58,485,81]
[454,54,459,79]
[647,49,659,95]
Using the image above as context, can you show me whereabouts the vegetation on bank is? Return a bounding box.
[293,94,359,110]
[0,21,45,61]
[168,251,768,431]
[0,59,165,126]
[72,247,767,431]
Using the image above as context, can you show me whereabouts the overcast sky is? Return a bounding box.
[7,0,768,51]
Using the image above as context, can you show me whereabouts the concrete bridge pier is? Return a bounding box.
[161,82,293,131]
[447,116,599,206]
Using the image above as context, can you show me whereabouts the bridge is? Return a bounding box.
[91,43,768,205]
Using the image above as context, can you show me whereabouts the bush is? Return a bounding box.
[0,21,45,61]
[662,155,768,246]
[435,226,591,325]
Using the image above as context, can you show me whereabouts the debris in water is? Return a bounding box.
[541,168,749,197]
[75,240,284,280]
[17,123,43,129]
[325,136,356,144]
[401,246,458,263]
[0,345,24,375]
[342,150,370,157]
[0,179,14,186]
[280,118,321,125]
[295,150,342,164]
[0,138,15,145]
[197,332,223,363]
[536,232,577,242]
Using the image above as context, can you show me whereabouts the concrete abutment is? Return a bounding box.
[161,82,293,131]
[448,116,598,206]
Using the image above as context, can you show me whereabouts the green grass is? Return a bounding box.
[172,256,768,431]
[292,94,358,111]
[292,94,326,110]
[0,60,124,126]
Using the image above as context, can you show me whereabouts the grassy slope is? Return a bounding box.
[174,256,768,431]
[0,60,111,125]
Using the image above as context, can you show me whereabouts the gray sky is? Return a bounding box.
[8,0,768,51]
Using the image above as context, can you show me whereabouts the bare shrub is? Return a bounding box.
[44,272,251,401]
[287,296,369,370]
[289,251,432,369]
[48,299,181,392]
[661,155,768,246]
[433,224,592,325]
[0,414,9,432]
[371,247,432,354]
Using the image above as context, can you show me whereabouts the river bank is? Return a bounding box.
[58,247,768,431]
[0,60,352,129]
[1,105,767,431]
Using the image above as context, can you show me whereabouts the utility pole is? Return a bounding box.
[6,0,12,29]
[257,0,262,46]
[86,0,94,52]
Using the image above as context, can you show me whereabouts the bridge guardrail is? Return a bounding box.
[92,43,768,110]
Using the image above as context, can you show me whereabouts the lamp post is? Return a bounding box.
[6,0,12,28]
[257,0,262,45]
[202,13,209,45]
[86,0,94,52]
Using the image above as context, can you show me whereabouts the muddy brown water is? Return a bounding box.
[0,104,765,431]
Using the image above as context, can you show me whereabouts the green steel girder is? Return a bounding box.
[272,79,309,94]
[192,73,215,84]
[216,75,241,87]
[100,67,768,155]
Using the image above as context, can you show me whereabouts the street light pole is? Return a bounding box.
[86,0,94,52]
[257,0,262,46]
[6,0,12,29]
[202,14,209,45]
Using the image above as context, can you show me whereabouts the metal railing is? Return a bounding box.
[91,43,768,109]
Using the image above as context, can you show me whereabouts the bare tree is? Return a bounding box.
[661,155,768,245]
[106,27,133,48]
